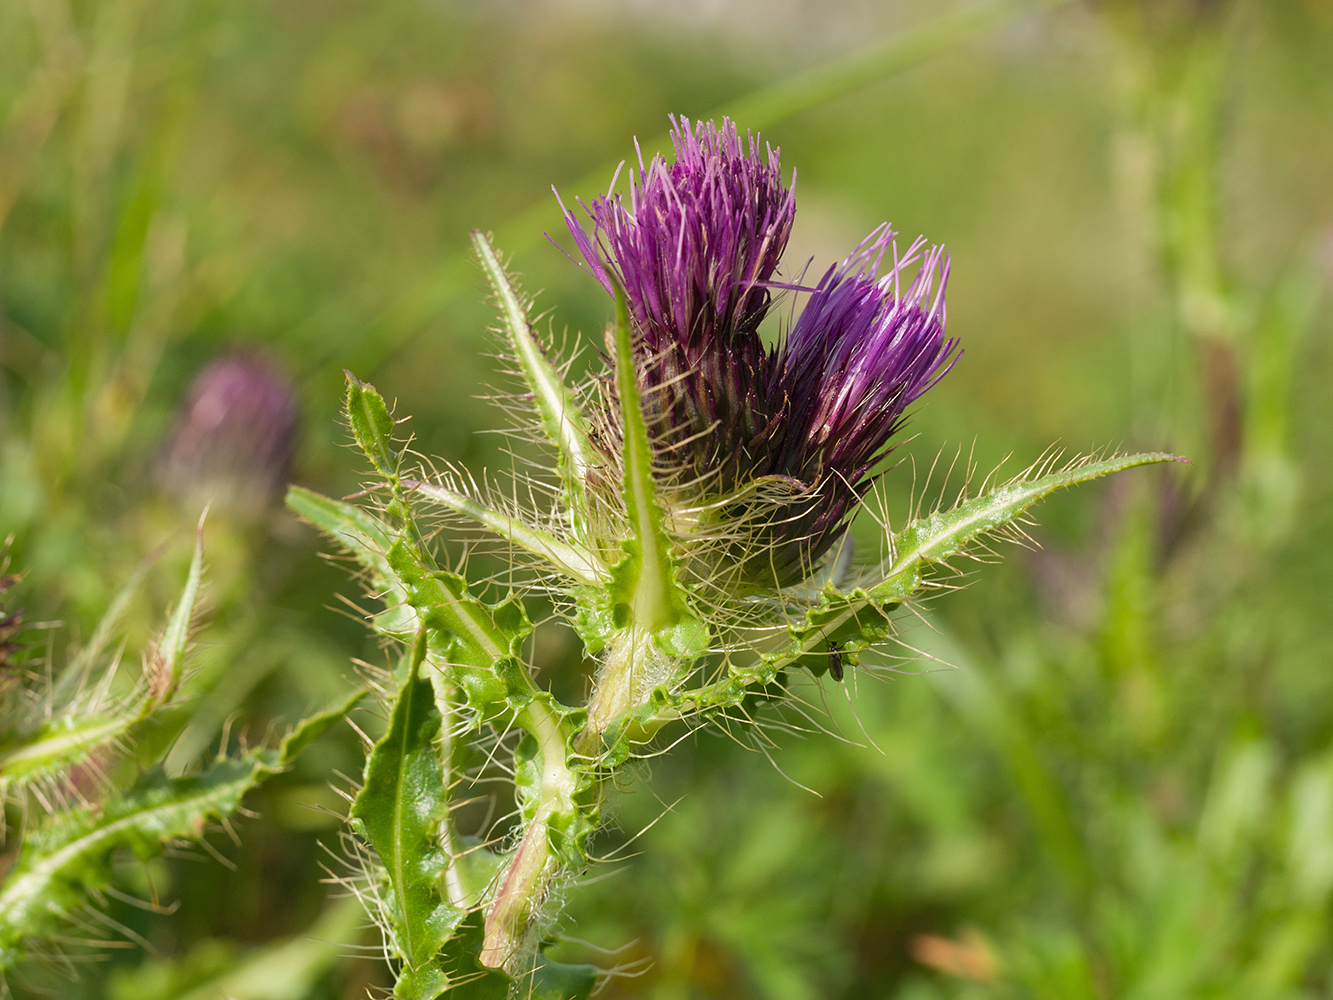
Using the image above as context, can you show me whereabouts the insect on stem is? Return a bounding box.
[828,641,844,682]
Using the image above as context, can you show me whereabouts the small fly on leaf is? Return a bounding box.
[828,642,844,682]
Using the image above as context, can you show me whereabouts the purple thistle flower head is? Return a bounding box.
[560,117,795,478]
[758,225,959,583]
[560,118,958,588]
[560,115,795,364]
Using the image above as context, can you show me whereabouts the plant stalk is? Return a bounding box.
[577,627,678,755]
[480,699,579,969]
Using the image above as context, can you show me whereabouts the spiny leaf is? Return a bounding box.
[0,529,206,798]
[0,696,356,970]
[774,451,1185,671]
[408,480,606,585]
[290,485,540,717]
[660,452,1185,717]
[351,646,461,1000]
[432,916,510,999]
[385,538,529,672]
[0,716,132,790]
[280,685,367,760]
[286,486,419,640]
[289,486,531,666]
[52,552,154,706]
[470,230,595,537]
[873,451,1185,602]
[346,371,402,482]
[607,280,705,658]
[0,756,276,970]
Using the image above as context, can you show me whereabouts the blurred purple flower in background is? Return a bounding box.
[562,117,958,585]
[158,353,299,520]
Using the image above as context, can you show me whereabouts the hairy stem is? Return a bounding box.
[577,627,678,755]
[481,699,579,969]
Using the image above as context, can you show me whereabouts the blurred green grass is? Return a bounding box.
[1,0,1331,997]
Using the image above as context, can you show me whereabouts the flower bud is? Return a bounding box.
[158,353,298,520]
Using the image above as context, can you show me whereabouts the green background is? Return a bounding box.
[2,0,1331,996]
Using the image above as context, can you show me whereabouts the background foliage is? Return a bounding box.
[1,0,1330,996]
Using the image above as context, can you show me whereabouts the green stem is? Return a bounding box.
[577,626,675,755]
[480,699,579,969]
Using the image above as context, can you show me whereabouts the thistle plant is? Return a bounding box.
[0,525,361,987]
[286,115,1181,998]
